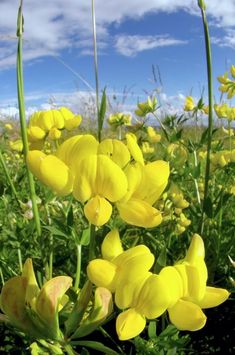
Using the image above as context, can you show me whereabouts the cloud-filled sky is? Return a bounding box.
[0,0,235,117]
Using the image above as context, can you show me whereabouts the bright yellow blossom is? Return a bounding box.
[184,96,195,111]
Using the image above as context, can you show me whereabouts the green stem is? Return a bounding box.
[152,112,169,141]
[0,267,5,286]
[17,247,23,272]
[199,2,213,235]
[0,149,18,201]
[228,120,232,151]
[91,0,100,141]
[74,244,82,290]
[88,224,96,261]
[64,344,76,355]
[16,0,41,238]
[193,150,201,206]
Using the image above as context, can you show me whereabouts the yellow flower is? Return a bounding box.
[4,123,13,130]
[48,127,62,140]
[184,96,195,111]
[73,154,128,226]
[147,126,161,143]
[98,139,130,168]
[141,141,154,154]
[9,139,23,152]
[117,160,170,228]
[214,103,229,119]
[135,97,157,117]
[167,143,188,165]
[108,112,132,126]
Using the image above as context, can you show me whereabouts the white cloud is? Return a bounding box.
[115,34,187,56]
[0,0,235,70]
[211,30,235,49]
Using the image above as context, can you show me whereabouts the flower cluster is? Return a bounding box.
[214,103,235,121]
[87,231,229,340]
[135,97,157,117]
[210,149,235,169]
[27,107,82,149]
[218,65,235,99]
[27,132,170,227]
[108,112,132,127]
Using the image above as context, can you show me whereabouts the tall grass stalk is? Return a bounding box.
[16,0,41,238]
[0,149,18,201]
[198,0,213,234]
[91,0,101,141]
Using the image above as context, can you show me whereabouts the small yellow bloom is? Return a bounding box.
[4,123,13,130]
[184,96,195,111]
[9,139,23,152]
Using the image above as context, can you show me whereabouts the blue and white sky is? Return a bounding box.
[0,0,235,118]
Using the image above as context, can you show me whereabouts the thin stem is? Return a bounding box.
[152,112,169,141]
[0,267,5,286]
[91,0,100,141]
[64,344,76,355]
[74,244,82,290]
[199,2,213,235]
[193,150,201,206]
[88,224,96,261]
[16,0,41,238]
[17,247,23,272]
[228,120,232,151]
[0,149,18,201]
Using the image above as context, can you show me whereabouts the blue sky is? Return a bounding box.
[0,0,235,118]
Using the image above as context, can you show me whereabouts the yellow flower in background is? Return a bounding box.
[4,123,13,130]
[184,96,195,111]
[167,143,188,165]
[126,133,144,165]
[202,105,209,115]
[135,96,157,117]
[108,112,132,127]
[141,141,154,154]
[27,107,82,144]
[214,103,229,119]
[168,184,189,209]
[9,139,23,152]
[147,126,161,143]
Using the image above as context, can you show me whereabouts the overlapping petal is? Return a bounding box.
[116,308,146,341]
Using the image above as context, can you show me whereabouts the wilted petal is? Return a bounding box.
[84,195,112,226]
[101,229,123,261]
[116,308,146,340]
[117,198,162,228]
[22,258,40,308]
[197,286,230,309]
[168,299,207,331]
[98,139,130,168]
[136,274,171,319]
[87,259,117,292]
[36,276,72,338]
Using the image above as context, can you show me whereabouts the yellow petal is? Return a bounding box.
[185,234,205,264]
[39,155,74,196]
[48,128,61,140]
[84,195,112,226]
[56,135,83,164]
[40,111,54,131]
[73,155,97,202]
[59,107,74,120]
[87,259,117,292]
[101,229,123,261]
[126,133,144,165]
[28,126,46,141]
[96,155,128,201]
[116,308,146,340]
[51,110,65,129]
[64,115,82,131]
[159,266,183,307]
[136,274,171,319]
[184,263,207,301]
[117,198,162,228]
[98,139,130,168]
[115,272,151,310]
[197,286,230,309]
[134,160,170,205]
[168,299,207,331]
[27,150,46,180]
[121,162,143,203]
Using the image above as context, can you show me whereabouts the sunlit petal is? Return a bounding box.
[197,286,230,309]
[116,308,146,340]
[87,259,117,292]
[84,195,112,226]
[101,229,123,261]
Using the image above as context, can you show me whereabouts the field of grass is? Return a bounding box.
[0,1,235,354]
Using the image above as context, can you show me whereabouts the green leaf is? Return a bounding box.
[71,341,119,355]
[191,163,201,179]
[98,88,107,133]
[148,320,157,339]
[67,205,74,227]
[43,226,68,239]
[80,228,90,246]
[154,247,166,273]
